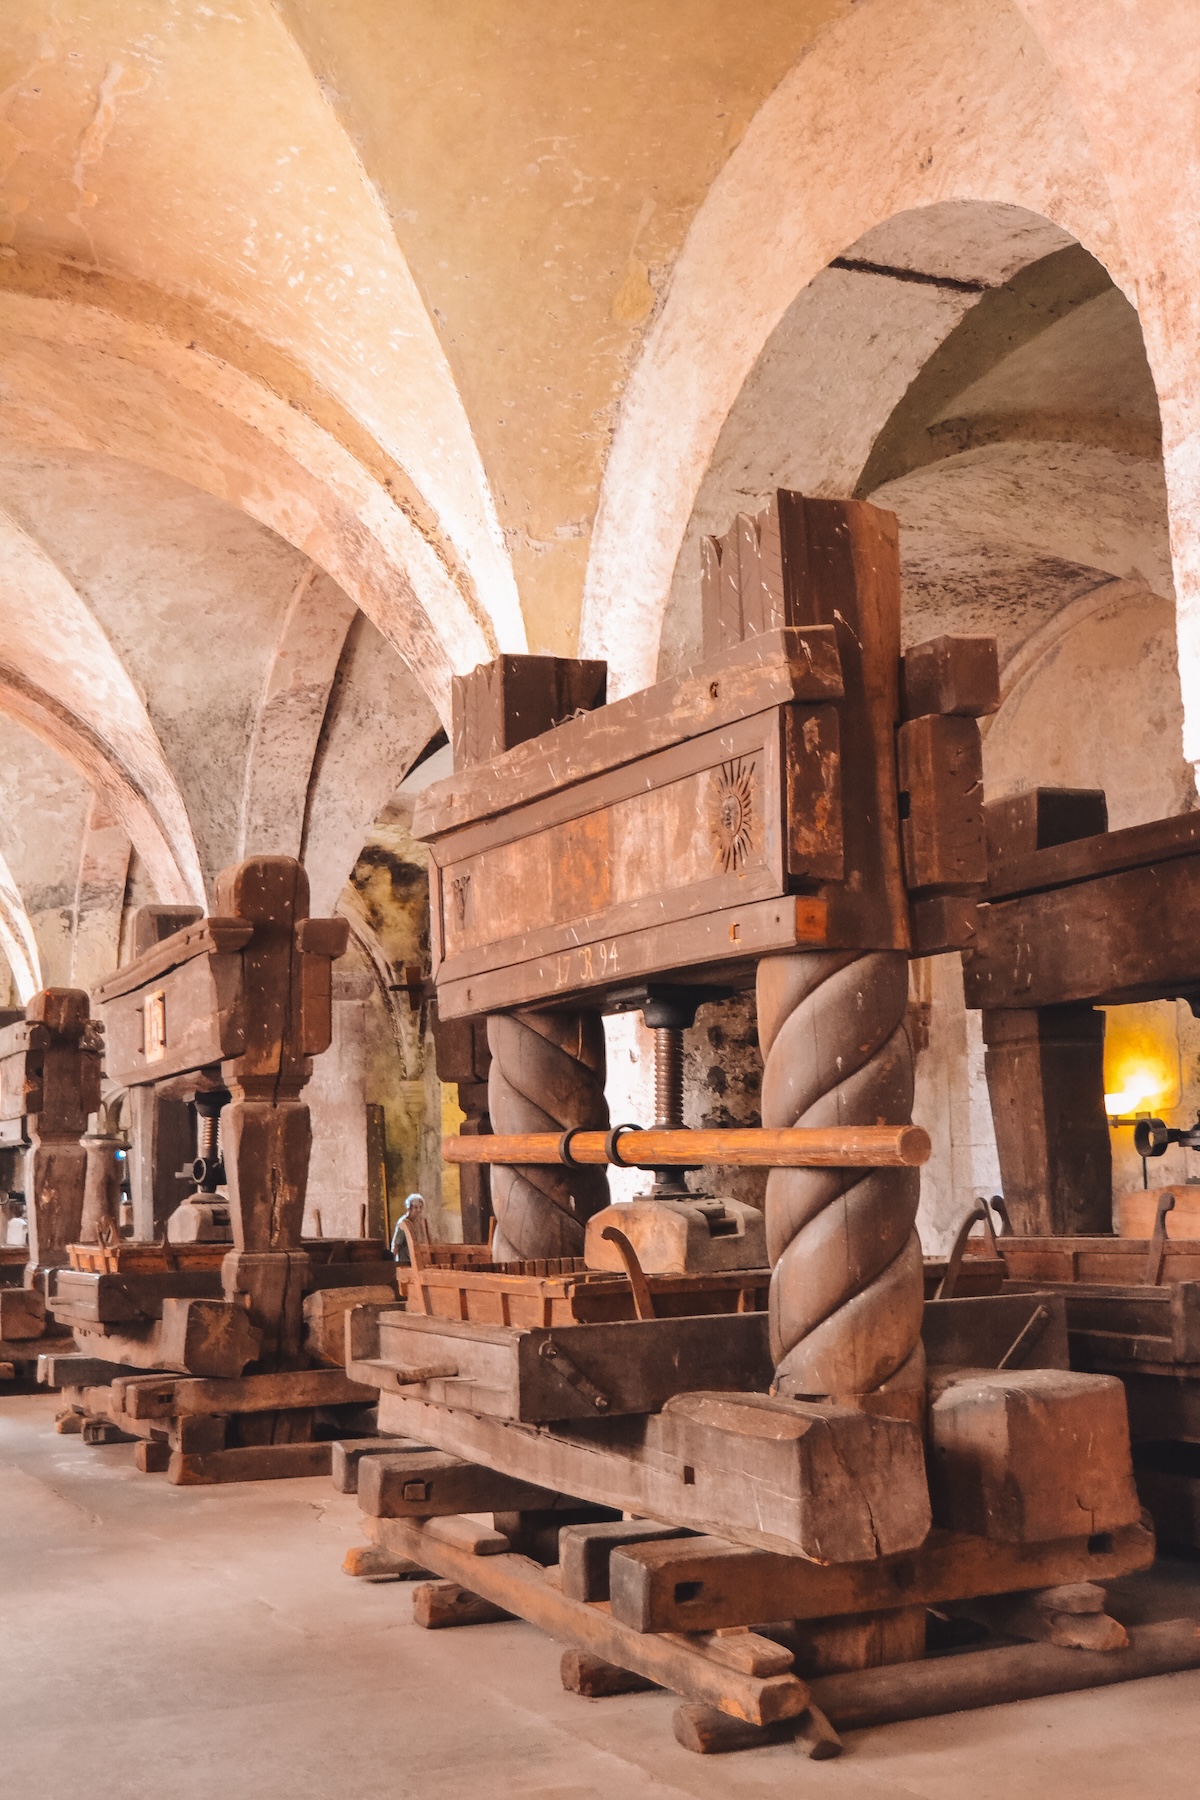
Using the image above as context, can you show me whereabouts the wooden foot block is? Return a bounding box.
[560,1518,689,1602]
[411,1580,513,1629]
[134,1439,172,1473]
[358,1449,559,1521]
[55,1409,84,1434]
[0,1287,46,1340]
[560,1650,658,1697]
[331,1437,426,1495]
[342,1545,425,1580]
[672,1703,794,1754]
[795,1702,843,1760]
[168,1441,332,1485]
[0,1361,15,1380]
[81,1418,134,1446]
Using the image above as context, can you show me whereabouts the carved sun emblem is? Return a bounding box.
[712,758,755,872]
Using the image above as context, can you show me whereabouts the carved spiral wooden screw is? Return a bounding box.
[757,950,924,1403]
[486,1009,610,1260]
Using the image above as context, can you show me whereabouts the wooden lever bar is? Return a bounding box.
[442,1125,930,1169]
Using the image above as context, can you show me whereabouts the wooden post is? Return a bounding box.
[981,1007,1111,1235]
[453,654,612,1259]
[22,990,102,1280]
[431,1009,493,1244]
[979,789,1113,1236]
[707,497,922,1411]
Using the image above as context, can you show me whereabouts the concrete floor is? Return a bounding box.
[4,1392,1200,1800]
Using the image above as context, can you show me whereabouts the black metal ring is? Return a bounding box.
[557,1126,590,1168]
[604,1122,644,1168]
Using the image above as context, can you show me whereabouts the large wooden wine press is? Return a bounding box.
[340,494,1190,1755]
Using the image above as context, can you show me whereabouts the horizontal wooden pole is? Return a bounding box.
[810,1616,1200,1731]
[443,1125,930,1170]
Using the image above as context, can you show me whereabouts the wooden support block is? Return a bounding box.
[304,1284,396,1367]
[897,714,986,891]
[901,636,999,721]
[157,1297,262,1378]
[168,1441,333,1485]
[81,1418,135,1445]
[494,1501,622,1564]
[810,1617,1200,1732]
[451,655,607,768]
[0,1287,46,1340]
[342,1544,425,1580]
[962,1592,1128,1650]
[928,1369,1141,1542]
[421,1514,512,1556]
[559,1519,691,1602]
[171,1413,228,1454]
[788,1606,926,1677]
[655,1391,931,1562]
[411,1580,513,1629]
[358,1449,561,1521]
[134,1439,171,1473]
[680,1629,796,1678]
[671,1704,795,1755]
[123,1366,376,1420]
[984,787,1108,869]
[38,1353,122,1389]
[0,1362,15,1381]
[560,1650,658,1697]
[331,1437,424,1494]
[606,1520,1153,1635]
[55,1408,84,1434]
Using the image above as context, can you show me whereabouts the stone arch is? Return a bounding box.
[581,0,1130,696]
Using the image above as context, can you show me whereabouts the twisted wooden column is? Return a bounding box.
[486,1010,610,1260]
[757,950,924,1405]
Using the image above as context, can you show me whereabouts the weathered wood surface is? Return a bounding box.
[443,1123,930,1168]
[358,1449,561,1519]
[927,1368,1141,1542]
[365,1512,812,1726]
[900,635,999,721]
[981,1006,1112,1235]
[435,894,828,1019]
[973,1236,1200,1285]
[431,708,816,978]
[452,655,607,770]
[808,1618,1200,1732]
[112,1365,375,1420]
[352,1307,774,1422]
[169,1441,333,1485]
[49,1268,223,1324]
[985,804,1200,902]
[605,1520,1153,1634]
[897,714,986,892]
[373,1388,930,1561]
[921,1292,1070,1372]
[419,627,843,837]
[967,851,1200,1010]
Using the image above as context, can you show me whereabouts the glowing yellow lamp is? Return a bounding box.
[1103,1001,1182,1119]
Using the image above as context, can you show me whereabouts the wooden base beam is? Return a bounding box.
[168,1441,333,1485]
[365,1513,811,1726]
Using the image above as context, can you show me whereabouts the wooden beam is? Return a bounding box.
[605,1520,1153,1633]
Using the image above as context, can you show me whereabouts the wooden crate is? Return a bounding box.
[398,1262,769,1327]
[67,1241,229,1274]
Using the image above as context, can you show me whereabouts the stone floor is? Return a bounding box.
[4,1389,1200,1799]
